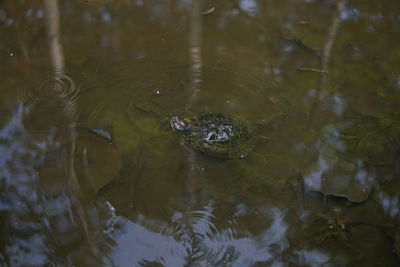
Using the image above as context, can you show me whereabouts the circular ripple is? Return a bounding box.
[21,73,79,112]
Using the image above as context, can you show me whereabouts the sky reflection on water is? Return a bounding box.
[105,207,288,266]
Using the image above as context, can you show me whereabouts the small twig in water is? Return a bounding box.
[201,7,215,16]
[299,67,330,74]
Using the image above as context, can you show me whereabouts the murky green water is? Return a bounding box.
[1,0,400,266]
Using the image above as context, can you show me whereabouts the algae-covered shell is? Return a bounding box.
[171,112,256,159]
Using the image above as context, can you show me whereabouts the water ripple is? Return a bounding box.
[104,204,289,266]
[20,73,79,119]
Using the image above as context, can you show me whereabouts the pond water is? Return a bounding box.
[1,0,400,266]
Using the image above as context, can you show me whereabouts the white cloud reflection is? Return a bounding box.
[104,208,288,266]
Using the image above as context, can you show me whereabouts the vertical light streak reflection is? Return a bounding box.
[184,0,203,204]
[308,0,345,126]
[182,1,204,257]
[43,0,95,258]
[43,0,64,73]
[186,0,203,109]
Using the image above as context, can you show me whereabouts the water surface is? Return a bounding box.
[1,0,400,266]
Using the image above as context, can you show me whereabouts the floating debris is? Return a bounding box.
[201,7,215,16]
[299,67,330,73]
[88,128,113,143]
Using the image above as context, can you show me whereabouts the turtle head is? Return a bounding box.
[170,114,194,135]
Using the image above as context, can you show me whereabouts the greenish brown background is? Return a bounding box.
[0,0,399,266]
